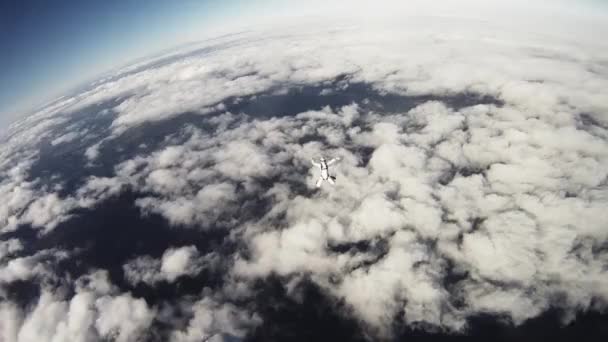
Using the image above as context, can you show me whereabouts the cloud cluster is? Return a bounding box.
[1,13,608,341]
[123,246,217,285]
[1,270,155,342]
[169,297,261,342]
[0,249,67,286]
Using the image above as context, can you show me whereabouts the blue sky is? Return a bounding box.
[0,0,255,124]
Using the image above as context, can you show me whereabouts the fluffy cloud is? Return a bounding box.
[0,239,22,262]
[95,294,156,342]
[0,249,68,285]
[1,271,156,342]
[170,298,261,342]
[124,246,216,285]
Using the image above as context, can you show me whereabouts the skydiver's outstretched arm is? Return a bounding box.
[311,158,321,168]
[327,157,341,166]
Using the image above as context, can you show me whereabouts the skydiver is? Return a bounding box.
[311,156,340,188]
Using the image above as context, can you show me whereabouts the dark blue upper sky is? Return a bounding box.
[0,0,251,124]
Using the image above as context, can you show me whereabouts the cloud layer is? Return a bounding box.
[1,14,608,342]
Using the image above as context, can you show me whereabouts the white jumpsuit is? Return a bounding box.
[312,157,339,187]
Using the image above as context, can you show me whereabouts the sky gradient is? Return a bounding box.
[1,0,607,127]
[0,0,254,124]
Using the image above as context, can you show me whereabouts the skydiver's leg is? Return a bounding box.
[316,177,324,188]
[327,176,336,185]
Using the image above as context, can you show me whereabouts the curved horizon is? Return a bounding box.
[2,0,608,129]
